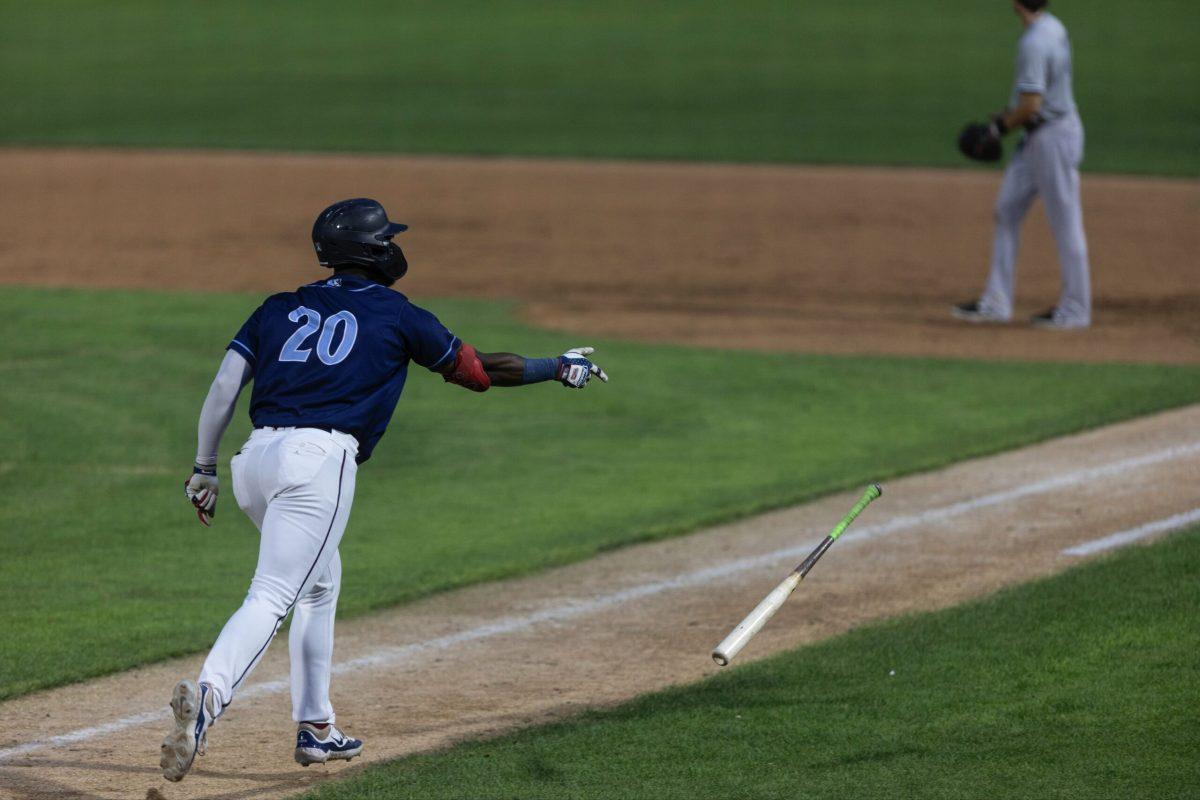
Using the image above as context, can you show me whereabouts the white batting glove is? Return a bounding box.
[184,464,219,527]
[555,346,608,389]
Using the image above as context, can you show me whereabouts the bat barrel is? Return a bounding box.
[711,573,801,665]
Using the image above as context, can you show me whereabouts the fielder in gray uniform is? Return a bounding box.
[954,0,1092,329]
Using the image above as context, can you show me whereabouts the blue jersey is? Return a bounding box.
[228,274,459,463]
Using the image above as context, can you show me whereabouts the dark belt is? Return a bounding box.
[255,425,336,433]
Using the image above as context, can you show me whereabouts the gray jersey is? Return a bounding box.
[1008,13,1077,122]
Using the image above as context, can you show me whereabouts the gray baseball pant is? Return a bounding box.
[980,113,1092,326]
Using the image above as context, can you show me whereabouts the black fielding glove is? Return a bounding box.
[958,122,1003,163]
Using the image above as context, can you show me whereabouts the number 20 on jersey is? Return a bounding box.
[279,306,358,365]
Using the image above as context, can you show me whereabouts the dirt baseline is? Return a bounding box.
[2,148,1197,362]
[0,407,1198,800]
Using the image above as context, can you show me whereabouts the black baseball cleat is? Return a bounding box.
[951,300,1008,324]
[1030,307,1056,326]
[1030,307,1090,330]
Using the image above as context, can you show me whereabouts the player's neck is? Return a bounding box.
[1019,9,1042,28]
[332,267,387,285]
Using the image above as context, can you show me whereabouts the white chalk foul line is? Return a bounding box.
[1061,507,1200,557]
[2,439,1198,763]
[837,441,1200,547]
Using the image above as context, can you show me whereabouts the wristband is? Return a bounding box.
[521,357,559,384]
[193,463,217,476]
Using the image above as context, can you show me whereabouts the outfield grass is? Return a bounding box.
[1,1,1196,175]
[306,529,1200,800]
[2,287,1200,700]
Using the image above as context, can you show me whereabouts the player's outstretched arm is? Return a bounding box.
[185,350,253,526]
[439,344,608,390]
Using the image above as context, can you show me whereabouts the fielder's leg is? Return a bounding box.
[1030,116,1092,327]
[980,142,1038,320]
[289,550,342,724]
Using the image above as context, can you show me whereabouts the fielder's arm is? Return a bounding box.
[994,92,1044,135]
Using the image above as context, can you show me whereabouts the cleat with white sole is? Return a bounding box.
[294,722,364,766]
[160,679,218,782]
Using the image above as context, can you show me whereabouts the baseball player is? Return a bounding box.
[160,198,607,782]
[954,0,1092,329]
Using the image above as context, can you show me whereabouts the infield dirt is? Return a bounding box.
[2,148,1197,362]
[0,149,1197,799]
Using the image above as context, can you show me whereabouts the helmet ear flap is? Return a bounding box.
[377,241,408,283]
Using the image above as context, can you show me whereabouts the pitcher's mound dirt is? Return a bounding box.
[2,148,1197,362]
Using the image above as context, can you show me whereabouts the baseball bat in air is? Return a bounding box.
[711,483,882,667]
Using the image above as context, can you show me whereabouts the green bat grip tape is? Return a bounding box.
[828,483,882,541]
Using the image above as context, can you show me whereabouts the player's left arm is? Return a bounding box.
[994,34,1048,136]
[405,300,607,391]
[993,92,1044,136]
[438,344,608,390]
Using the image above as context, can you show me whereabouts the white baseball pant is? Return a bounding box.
[198,426,358,724]
[980,113,1092,326]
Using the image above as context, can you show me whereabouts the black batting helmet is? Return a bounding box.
[312,198,409,284]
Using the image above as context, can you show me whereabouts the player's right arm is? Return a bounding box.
[184,350,253,526]
[185,304,262,526]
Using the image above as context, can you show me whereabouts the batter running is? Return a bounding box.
[161,198,607,781]
[954,0,1092,329]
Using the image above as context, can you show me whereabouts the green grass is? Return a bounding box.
[306,528,1200,800]
[1,1,1196,175]
[3,286,1200,701]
